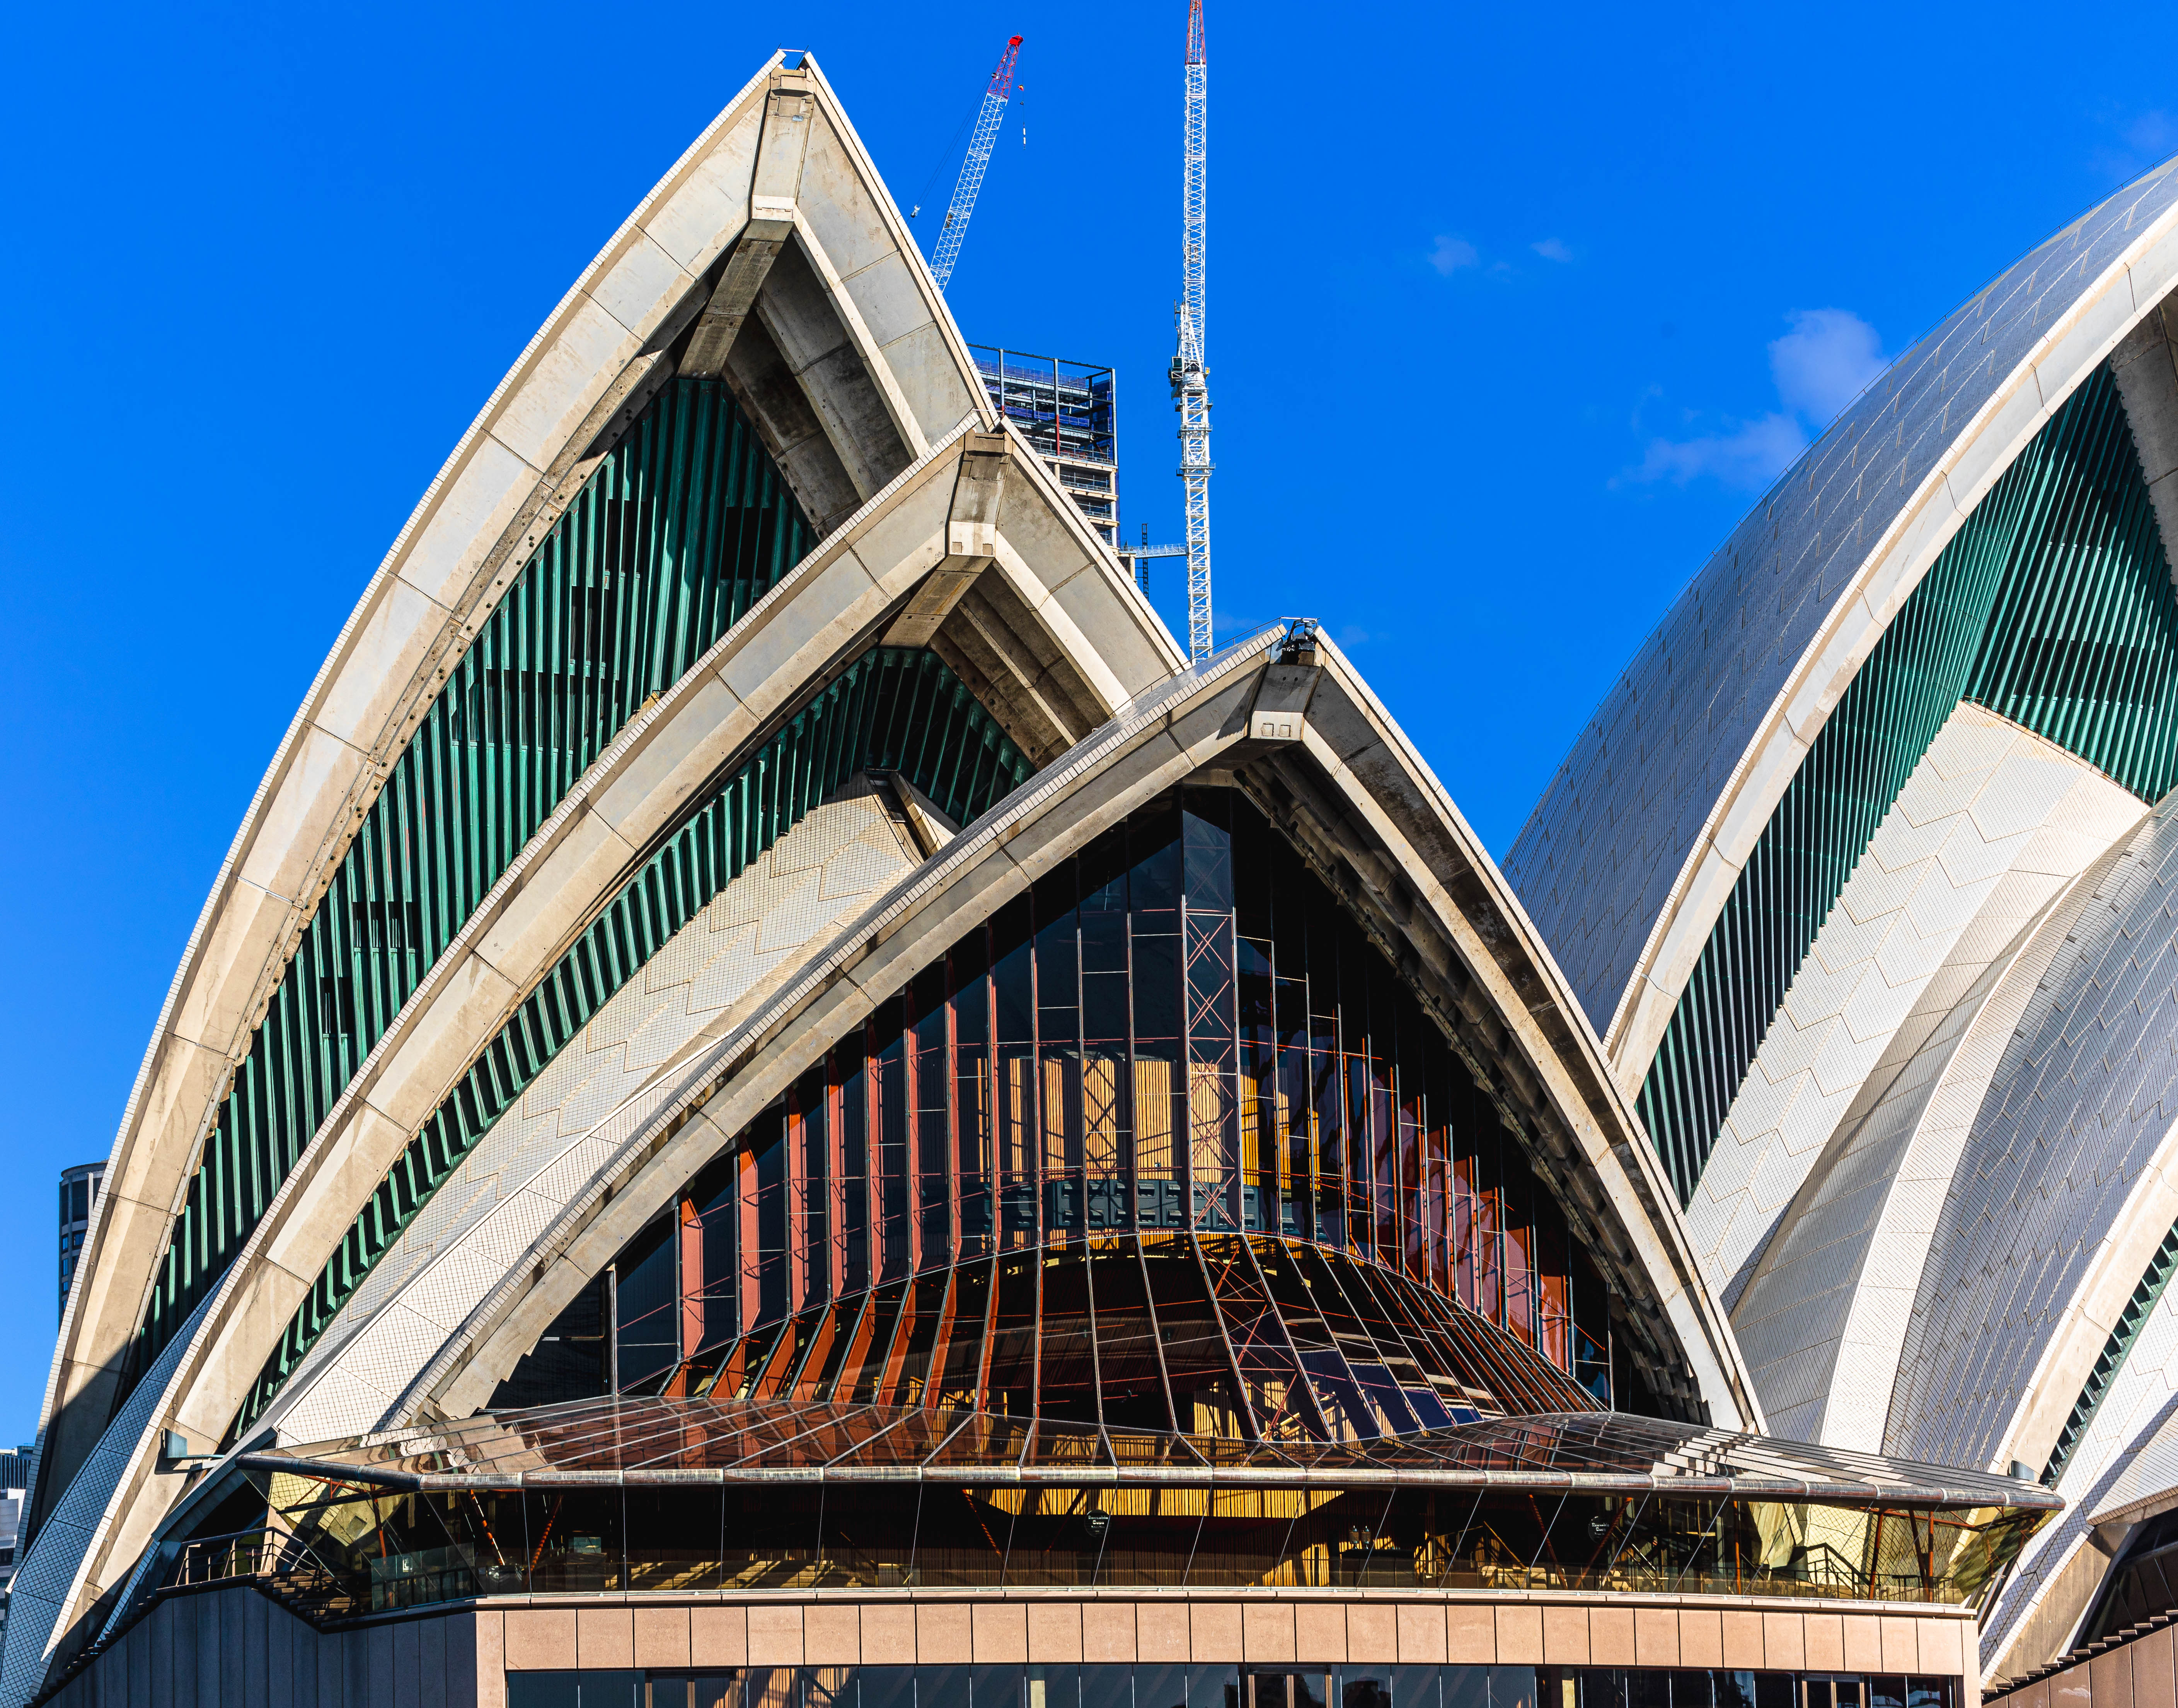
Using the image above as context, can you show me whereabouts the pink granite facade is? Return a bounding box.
[33,1585,1982,1708]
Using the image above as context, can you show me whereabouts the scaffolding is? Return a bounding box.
[968,344,1118,547]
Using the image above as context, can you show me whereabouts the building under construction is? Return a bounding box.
[968,343,1118,547]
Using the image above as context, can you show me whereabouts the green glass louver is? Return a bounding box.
[2044,1217,2178,1486]
[236,646,1032,1431]
[1639,363,2178,1205]
[134,378,813,1383]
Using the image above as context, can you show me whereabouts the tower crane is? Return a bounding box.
[1171,0,1214,661]
[927,35,1024,292]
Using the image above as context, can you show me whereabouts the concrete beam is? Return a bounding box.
[416,646,1276,1420]
[952,574,1108,742]
[752,242,910,501]
[884,431,1006,647]
[789,62,989,447]
[1246,659,1321,744]
[1567,201,2178,1096]
[27,430,974,1646]
[682,78,814,377]
[20,50,784,1536]
[1237,666,1755,1427]
[682,205,794,378]
[933,587,1081,764]
[787,206,931,460]
[721,314,862,535]
[880,770,956,857]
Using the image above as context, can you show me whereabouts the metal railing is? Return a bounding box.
[165,1528,361,1622]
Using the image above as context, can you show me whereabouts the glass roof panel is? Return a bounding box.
[255,1395,2058,1510]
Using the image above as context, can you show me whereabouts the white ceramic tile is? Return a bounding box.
[265,783,922,1440]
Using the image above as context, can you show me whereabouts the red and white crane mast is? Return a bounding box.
[928,35,1024,292]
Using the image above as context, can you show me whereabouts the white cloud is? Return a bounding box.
[1624,308,1885,489]
[2128,110,2178,154]
[1429,234,1478,275]
[1531,237,1573,262]
[1623,414,1809,489]
[1769,308,1885,424]
[2089,110,2178,186]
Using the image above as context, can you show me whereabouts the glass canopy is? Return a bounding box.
[205,1396,2054,1620]
[254,1395,2059,1502]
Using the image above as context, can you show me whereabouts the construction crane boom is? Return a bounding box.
[1171,0,1213,661]
[928,35,1023,292]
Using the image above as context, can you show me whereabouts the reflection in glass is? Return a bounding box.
[505,1674,1955,1708]
[568,790,1611,1442]
[239,1420,2045,1622]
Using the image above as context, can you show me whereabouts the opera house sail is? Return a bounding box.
[1506,133,2178,1696]
[0,45,2100,1708]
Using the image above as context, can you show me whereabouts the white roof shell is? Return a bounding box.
[1507,153,2178,1092]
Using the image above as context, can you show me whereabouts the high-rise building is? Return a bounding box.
[15,43,2169,1708]
[0,1445,30,1650]
[56,1166,101,1323]
[0,1447,30,1584]
[968,345,1119,548]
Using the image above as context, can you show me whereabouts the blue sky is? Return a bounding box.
[1,0,2173,1442]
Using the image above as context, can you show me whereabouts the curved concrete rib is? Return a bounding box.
[44,46,1021,1527]
[1733,847,2103,1449]
[1690,705,2145,1318]
[1885,794,2178,1475]
[0,1296,210,1708]
[49,58,775,1497]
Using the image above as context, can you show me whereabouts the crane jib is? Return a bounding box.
[927,36,1024,293]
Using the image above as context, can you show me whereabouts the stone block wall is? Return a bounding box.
[30,1587,1980,1708]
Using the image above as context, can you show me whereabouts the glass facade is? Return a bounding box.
[557,789,1614,1434]
[58,1162,103,1323]
[229,1466,2033,1616]
[495,1662,1956,1708]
